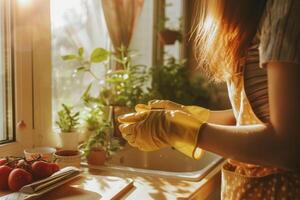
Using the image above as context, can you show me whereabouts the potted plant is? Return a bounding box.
[158,29,181,45]
[78,91,120,165]
[80,85,121,163]
[157,16,182,45]
[56,104,80,150]
[81,120,120,166]
[62,46,151,137]
[61,46,149,164]
[104,46,151,137]
[81,105,103,141]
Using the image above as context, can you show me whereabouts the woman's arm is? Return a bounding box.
[208,110,236,125]
[197,62,300,172]
[138,100,236,125]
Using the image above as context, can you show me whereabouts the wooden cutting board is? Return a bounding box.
[38,174,134,200]
[0,174,134,200]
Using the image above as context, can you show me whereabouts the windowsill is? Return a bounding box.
[0,141,24,157]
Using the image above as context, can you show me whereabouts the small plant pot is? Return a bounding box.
[59,131,79,150]
[87,148,106,166]
[158,30,181,45]
[54,150,83,168]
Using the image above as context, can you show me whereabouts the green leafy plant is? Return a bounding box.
[61,46,150,157]
[55,104,80,132]
[66,46,150,108]
[81,120,120,157]
[62,47,109,80]
[104,46,151,107]
[83,106,103,132]
[150,56,211,106]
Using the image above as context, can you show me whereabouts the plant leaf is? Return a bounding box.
[76,66,86,71]
[78,47,84,57]
[90,48,109,63]
[82,82,93,97]
[61,54,78,61]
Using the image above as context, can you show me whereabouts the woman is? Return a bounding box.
[118,0,300,199]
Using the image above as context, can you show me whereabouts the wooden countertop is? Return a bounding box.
[0,162,224,200]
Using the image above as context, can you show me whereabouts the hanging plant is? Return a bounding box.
[158,29,181,45]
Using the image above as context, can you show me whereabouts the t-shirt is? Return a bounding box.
[227,0,300,176]
[244,0,300,124]
[260,0,300,67]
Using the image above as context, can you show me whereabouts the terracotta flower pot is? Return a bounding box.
[158,29,181,45]
[87,148,106,166]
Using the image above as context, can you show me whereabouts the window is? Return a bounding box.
[0,0,154,151]
[51,0,111,123]
[0,0,36,154]
[0,0,15,144]
[50,0,153,123]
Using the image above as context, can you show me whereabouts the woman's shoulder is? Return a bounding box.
[259,0,300,67]
[261,0,300,22]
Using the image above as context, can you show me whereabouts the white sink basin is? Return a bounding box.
[83,145,223,181]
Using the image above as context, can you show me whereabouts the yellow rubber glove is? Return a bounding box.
[118,110,206,160]
[135,100,210,122]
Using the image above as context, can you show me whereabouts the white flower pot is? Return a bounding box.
[59,131,79,150]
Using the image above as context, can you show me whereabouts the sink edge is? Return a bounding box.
[81,157,224,181]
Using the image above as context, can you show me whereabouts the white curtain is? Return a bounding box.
[51,0,111,120]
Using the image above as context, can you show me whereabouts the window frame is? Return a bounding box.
[30,0,54,147]
[0,0,15,144]
[0,0,49,156]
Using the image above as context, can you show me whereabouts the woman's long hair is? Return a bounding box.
[193,0,266,82]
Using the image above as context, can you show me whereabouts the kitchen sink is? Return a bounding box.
[82,145,223,181]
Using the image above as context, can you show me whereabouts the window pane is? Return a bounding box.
[130,0,154,68]
[51,0,111,123]
[0,0,14,143]
[164,0,182,60]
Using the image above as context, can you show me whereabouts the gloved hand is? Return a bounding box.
[135,100,210,122]
[118,109,206,160]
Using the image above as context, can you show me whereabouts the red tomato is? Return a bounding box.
[8,168,33,191]
[49,163,60,174]
[16,159,33,174]
[0,158,7,166]
[0,165,13,190]
[31,161,52,179]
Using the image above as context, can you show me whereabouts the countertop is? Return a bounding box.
[0,162,223,200]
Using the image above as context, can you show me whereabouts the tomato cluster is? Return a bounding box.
[0,157,59,191]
